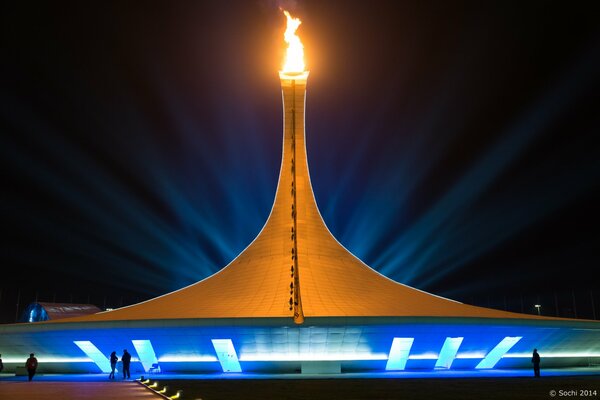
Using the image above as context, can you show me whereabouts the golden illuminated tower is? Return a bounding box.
[3,11,597,377]
[54,15,545,328]
[58,10,545,325]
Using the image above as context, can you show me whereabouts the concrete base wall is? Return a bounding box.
[301,361,341,374]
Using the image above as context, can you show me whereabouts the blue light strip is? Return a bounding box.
[435,337,464,369]
[5,348,598,366]
[73,341,112,373]
[211,339,242,372]
[131,340,159,372]
[385,337,414,370]
[476,336,522,369]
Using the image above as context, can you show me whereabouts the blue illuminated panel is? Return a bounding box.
[73,341,112,373]
[435,337,464,369]
[385,337,414,370]
[476,336,522,369]
[131,340,159,373]
[211,339,242,372]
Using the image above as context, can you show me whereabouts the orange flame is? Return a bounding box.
[282,10,305,73]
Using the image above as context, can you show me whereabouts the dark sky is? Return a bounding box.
[1,1,599,322]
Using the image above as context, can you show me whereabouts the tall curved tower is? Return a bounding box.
[0,20,598,375]
[46,71,541,325]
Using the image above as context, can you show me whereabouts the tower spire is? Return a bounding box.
[280,72,310,324]
[56,14,558,324]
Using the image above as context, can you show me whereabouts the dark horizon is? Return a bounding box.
[1,1,599,323]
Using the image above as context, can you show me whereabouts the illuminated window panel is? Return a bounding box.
[131,340,159,373]
[385,337,414,370]
[435,337,464,369]
[212,339,242,372]
[475,336,522,369]
[73,341,112,373]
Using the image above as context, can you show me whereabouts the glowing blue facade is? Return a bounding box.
[1,317,599,374]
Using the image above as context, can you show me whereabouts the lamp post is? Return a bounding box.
[534,304,541,315]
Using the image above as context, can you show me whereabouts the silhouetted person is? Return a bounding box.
[26,353,38,381]
[0,353,4,373]
[121,349,131,379]
[109,351,118,379]
[532,348,541,377]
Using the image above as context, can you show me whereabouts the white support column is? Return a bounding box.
[131,339,159,373]
[212,339,242,372]
[385,337,414,370]
[435,337,464,369]
[73,341,112,373]
[476,336,522,369]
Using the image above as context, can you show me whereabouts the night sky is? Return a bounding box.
[1,1,599,323]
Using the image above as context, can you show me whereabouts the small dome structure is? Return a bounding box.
[20,302,102,323]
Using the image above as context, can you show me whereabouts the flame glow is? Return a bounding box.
[282,10,305,73]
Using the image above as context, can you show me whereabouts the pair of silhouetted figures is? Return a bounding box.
[532,348,541,377]
[108,349,131,379]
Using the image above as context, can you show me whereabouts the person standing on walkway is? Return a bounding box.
[121,349,131,379]
[109,351,118,379]
[25,353,38,381]
[0,353,4,373]
[532,348,541,377]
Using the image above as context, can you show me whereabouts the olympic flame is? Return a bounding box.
[282,10,305,73]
